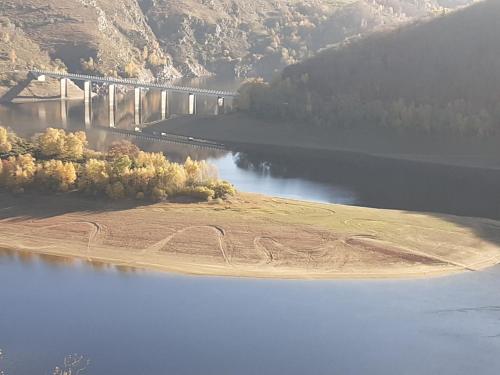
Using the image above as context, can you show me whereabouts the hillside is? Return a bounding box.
[240,0,500,136]
[0,0,473,83]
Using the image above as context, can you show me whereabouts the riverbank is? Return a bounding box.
[1,191,499,279]
[150,113,500,170]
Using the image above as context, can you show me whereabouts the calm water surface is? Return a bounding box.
[1,254,499,375]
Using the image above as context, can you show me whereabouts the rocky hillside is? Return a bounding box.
[140,0,476,78]
[0,0,475,82]
[1,0,179,80]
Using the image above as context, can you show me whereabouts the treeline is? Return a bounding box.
[0,127,235,201]
[238,0,500,137]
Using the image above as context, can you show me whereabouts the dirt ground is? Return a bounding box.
[1,191,499,279]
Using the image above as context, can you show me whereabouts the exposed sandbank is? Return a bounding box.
[0,192,499,279]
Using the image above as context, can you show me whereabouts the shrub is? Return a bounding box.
[207,180,236,199]
[183,186,215,201]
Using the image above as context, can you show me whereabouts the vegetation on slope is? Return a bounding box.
[0,0,473,82]
[0,127,235,201]
[239,0,500,136]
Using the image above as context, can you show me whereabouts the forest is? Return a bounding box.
[0,127,235,201]
[238,0,500,137]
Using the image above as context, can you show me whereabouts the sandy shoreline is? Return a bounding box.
[1,191,499,279]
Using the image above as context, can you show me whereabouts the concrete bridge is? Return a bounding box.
[30,69,237,128]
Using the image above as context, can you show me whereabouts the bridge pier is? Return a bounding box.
[60,100,68,128]
[84,81,92,128]
[60,78,68,100]
[84,81,92,103]
[84,99,92,129]
[134,87,143,125]
[108,84,116,128]
[188,93,196,115]
[216,96,225,115]
[161,90,168,120]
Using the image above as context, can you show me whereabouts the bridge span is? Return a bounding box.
[30,69,237,97]
[30,69,237,127]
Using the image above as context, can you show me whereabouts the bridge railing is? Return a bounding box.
[30,69,238,97]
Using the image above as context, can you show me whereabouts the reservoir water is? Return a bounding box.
[1,252,499,375]
[1,82,500,374]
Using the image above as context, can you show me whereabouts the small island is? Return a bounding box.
[1,127,500,279]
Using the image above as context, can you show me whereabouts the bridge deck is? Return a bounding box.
[30,69,238,98]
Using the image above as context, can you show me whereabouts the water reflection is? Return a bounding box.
[1,254,499,375]
[2,91,500,217]
[0,98,360,206]
[234,147,500,219]
[0,248,141,275]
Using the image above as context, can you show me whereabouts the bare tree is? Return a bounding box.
[52,354,90,375]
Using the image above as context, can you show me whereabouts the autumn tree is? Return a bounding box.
[78,159,109,194]
[0,126,12,153]
[124,62,140,78]
[37,128,87,160]
[36,160,77,192]
[0,154,36,192]
[107,140,140,160]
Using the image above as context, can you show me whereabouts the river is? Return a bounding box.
[0,83,500,374]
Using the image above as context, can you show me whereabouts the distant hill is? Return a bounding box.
[0,0,473,82]
[241,0,500,136]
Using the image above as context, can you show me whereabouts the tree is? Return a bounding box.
[0,154,36,192]
[36,160,77,192]
[124,62,140,78]
[78,159,110,194]
[37,128,87,160]
[0,126,12,153]
[107,140,140,160]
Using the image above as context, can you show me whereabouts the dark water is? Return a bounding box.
[1,253,500,375]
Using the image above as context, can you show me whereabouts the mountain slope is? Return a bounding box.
[1,0,180,80]
[241,0,500,136]
[140,0,474,77]
[0,0,475,81]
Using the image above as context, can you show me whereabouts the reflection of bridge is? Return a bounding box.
[96,125,227,151]
[30,69,237,128]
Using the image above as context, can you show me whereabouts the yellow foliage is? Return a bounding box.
[184,157,216,185]
[78,159,109,194]
[124,62,140,78]
[136,151,169,170]
[0,126,12,153]
[0,129,235,202]
[1,154,36,192]
[37,128,87,160]
[36,160,77,192]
